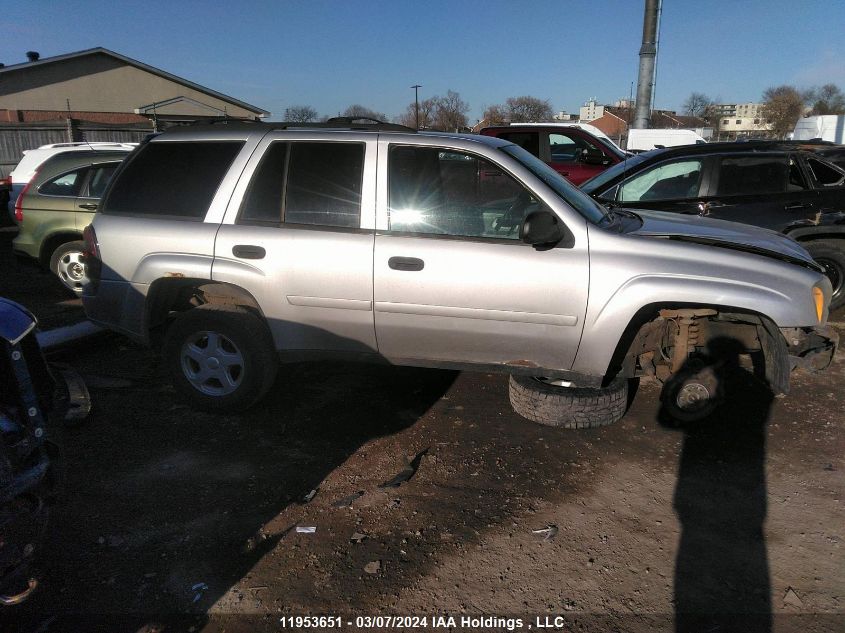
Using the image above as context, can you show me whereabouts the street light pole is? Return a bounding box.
[411,84,422,130]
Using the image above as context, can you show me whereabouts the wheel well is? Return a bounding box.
[145,278,264,346]
[606,303,771,380]
[39,232,83,267]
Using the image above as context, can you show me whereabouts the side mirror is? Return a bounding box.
[580,148,606,165]
[520,209,565,248]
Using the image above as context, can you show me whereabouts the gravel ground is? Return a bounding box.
[0,226,842,633]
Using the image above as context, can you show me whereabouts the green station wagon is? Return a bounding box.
[12,149,130,293]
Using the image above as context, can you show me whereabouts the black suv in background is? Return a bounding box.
[580,141,845,308]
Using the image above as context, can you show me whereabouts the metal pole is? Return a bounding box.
[633,0,661,129]
[411,84,421,130]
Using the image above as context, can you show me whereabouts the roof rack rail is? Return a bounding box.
[183,116,261,126]
[179,116,417,133]
[265,117,416,133]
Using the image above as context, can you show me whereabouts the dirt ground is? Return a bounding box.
[1,226,843,633]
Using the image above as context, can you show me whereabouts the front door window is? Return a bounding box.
[388,146,542,239]
[618,159,704,202]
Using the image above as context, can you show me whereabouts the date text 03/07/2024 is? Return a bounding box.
[278,615,581,630]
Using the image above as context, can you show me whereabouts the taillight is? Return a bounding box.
[82,224,101,292]
[14,179,33,223]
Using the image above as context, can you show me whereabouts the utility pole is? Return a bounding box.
[411,84,422,130]
[633,0,661,129]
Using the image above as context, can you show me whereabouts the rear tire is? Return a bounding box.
[163,305,278,412]
[804,239,845,310]
[508,374,628,428]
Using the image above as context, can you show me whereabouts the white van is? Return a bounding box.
[792,115,845,144]
[626,129,707,152]
[5,142,137,220]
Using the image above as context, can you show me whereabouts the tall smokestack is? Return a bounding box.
[632,0,661,129]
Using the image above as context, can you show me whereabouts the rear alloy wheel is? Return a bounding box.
[508,374,628,428]
[163,305,278,411]
[49,241,88,295]
[804,239,845,310]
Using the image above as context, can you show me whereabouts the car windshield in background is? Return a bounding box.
[500,144,608,224]
[596,139,627,160]
[580,153,649,194]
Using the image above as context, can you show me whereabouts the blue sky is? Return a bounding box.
[4,0,844,122]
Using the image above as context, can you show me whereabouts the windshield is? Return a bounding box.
[595,138,627,160]
[580,152,649,195]
[500,144,608,224]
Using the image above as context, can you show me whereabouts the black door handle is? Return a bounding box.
[388,256,424,271]
[78,202,98,210]
[232,245,266,259]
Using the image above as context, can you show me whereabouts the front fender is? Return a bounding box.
[572,267,828,378]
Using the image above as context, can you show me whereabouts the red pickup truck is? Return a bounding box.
[479,124,626,185]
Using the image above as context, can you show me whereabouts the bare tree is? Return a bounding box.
[760,85,806,138]
[397,97,438,129]
[682,92,713,118]
[481,104,509,126]
[432,90,470,132]
[482,96,553,124]
[504,96,554,122]
[284,105,318,123]
[341,104,389,122]
[808,84,845,115]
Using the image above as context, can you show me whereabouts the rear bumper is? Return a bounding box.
[781,325,839,372]
[82,279,148,345]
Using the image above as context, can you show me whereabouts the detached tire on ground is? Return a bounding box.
[804,239,845,310]
[163,304,278,412]
[508,375,628,428]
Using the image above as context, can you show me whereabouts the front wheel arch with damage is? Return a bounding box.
[619,308,790,423]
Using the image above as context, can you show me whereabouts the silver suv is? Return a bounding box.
[81,119,837,426]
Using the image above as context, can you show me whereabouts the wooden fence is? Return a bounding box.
[0,119,154,177]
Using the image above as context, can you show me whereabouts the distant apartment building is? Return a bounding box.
[552,111,578,122]
[579,99,605,122]
[710,102,772,139]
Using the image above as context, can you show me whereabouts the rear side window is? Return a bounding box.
[105,141,243,218]
[40,168,88,197]
[716,155,788,196]
[239,141,364,228]
[285,143,363,227]
[499,132,540,158]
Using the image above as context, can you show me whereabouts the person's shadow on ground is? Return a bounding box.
[661,337,773,633]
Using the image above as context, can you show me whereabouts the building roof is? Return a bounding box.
[0,47,269,117]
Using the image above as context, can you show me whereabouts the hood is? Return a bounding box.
[628,209,821,271]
